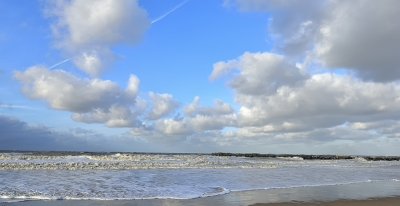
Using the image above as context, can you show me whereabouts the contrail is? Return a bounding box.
[49,58,71,70]
[0,104,37,110]
[151,0,190,24]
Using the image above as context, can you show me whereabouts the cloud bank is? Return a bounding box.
[0,115,110,151]
[212,51,400,134]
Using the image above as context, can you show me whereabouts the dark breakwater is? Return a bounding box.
[211,152,400,161]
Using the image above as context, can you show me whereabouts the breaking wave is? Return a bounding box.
[0,153,278,170]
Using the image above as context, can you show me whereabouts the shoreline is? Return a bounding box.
[4,180,400,206]
[3,197,400,206]
[250,197,400,206]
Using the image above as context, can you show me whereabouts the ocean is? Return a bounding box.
[0,152,399,203]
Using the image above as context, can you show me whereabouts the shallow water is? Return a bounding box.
[1,152,399,202]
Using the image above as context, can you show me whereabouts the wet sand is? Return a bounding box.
[251,197,400,206]
[3,197,400,206]
[3,180,400,206]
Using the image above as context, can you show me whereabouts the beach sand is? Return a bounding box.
[251,197,400,206]
[4,181,400,206]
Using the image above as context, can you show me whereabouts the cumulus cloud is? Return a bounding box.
[71,105,141,128]
[213,0,400,146]
[46,0,150,76]
[14,66,239,136]
[154,118,191,136]
[147,92,179,120]
[210,1,400,146]
[211,52,307,96]
[212,51,400,135]
[126,74,140,98]
[15,66,143,128]
[129,97,237,137]
[15,66,134,112]
[72,49,114,77]
[184,96,234,117]
[150,115,237,137]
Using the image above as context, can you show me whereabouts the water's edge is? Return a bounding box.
[3,181,400,206]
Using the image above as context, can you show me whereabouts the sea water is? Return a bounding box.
[0,152,399,202]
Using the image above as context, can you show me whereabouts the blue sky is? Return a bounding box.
[1,0,400,155]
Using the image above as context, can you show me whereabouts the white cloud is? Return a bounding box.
[72,49,114,77]
[15,66,144,128]
[146,0,400,146]
[184,96,234,117]
[147,92,179,120]
[154,119,191,136]
[215,1,400,149]
[212,51,400,135]
[47,0,150,76]
[15,66,126,112]
[14,66,238,135]
[151,114,237,137]
[211,52,307,96]
[49,0,150,48]
[131,97,237,137]
[72,105,140,128]
[126,74,140,98]
[188,114,236,132]
[209,59,238,81]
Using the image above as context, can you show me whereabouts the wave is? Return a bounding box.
[0,186,232,202]
[200,187,231,198]
[276,156,304,161]
[353,157,368,162]
[1,174,399,202]
[2,152,400,170]
[0,153,278,170]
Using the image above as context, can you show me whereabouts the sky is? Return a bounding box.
[1,0,400,155]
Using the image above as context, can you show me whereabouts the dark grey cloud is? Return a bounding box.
[0,115,133,151]
[229,0,400,82]
[317,0,400,82]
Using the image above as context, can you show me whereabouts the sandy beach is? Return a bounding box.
[251,197,400,206]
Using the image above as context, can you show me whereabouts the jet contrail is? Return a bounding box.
[49,58,71,70]
[151,0,190,24]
